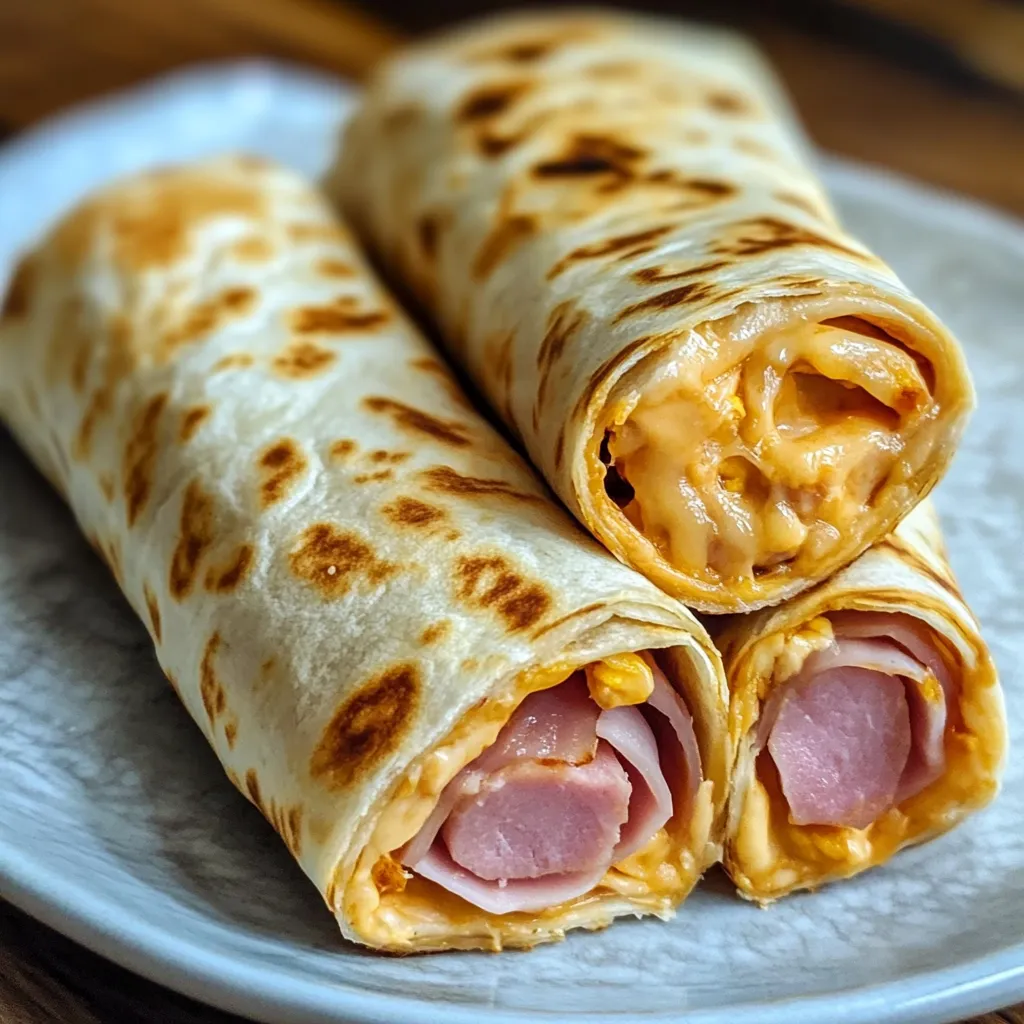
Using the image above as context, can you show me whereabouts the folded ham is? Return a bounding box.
[716,501,1006,899]
[402,662,701,913]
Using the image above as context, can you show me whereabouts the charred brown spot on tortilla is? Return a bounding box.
[205,543,255,593]
[103,539,123,584]
[472,213,537,280]
[200,632,227,724]
[383,496,447,528]
[143,584,162,643]
[714,216,865,260]
[632,260,731,286]
[532,133,645,182]
[615,280,719,321]
[477,132,520,157]
[774,191,826,219]
[123,392,168,526]
[547,225,674,279]
[159,286,256,358]
[310,663,420,790]
[286,807,303,856]
[421,466,540,504]
[417,213,441,261]
[600,432,636,508]
[289,523,397,598]
[224,721,238,749]
[369,449,410,465]
[245,769,264,811]
[879,536,964,602]
[363,396,472,448]
[258,437,308,507]
[289,297,390,335]
[213,352,255,372]
[419,621,451,646]
[52,173,263,272]
[272,340,337,379]
[575,334,655,423]
[230,236,274,262]
[98,473,115,502]
[287,223,348,244]
[455,555,551,632]
[554,423,567,472]
[707,90,753,116]
[1,256,34,320]
[73,387,111,461]
[169,480,216,601]
[354,469,394,485]
[536,302,587,417]
[179,404,211,443]
[457,81,530,122]
[316,257,355,278]
[330,439,357,460]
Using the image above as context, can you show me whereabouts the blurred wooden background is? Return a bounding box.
[0,0,1021,213]
[0,0,1022,1021]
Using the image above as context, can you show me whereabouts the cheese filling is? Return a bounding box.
[604,315,938,591]
[339,652,714,950]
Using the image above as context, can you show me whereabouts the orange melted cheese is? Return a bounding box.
[606,316,935,591]
[727,614,1003,901]
[340,653,713,951]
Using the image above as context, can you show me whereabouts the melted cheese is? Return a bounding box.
[585,651,654,709]
[606,316,935,593]
[340,656,710,951]
[727,612,1003,900]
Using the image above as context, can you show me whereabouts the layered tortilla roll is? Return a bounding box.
[0,157,731,952]
[329,10,975,613]
[715,500,1005,900]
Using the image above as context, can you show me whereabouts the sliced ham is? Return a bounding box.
[763,612,953,829]
[399,658,702,914]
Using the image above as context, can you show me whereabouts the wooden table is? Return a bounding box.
[0,1,1021,1021]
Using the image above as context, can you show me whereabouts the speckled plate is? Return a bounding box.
[0,62,1021,1024]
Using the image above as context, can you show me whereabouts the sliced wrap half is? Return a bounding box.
[714,500,1005,900]
[0,157,731,951]
[329,10,974,613]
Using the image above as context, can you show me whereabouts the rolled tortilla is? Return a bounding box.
[714,500,1005,900]
[328,10,975,613]
[0,157,731,952]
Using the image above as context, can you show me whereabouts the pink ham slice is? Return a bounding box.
[400,662,702,914]
[763,612,953,829]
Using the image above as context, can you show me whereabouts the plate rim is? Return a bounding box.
[1,58,1022,1024]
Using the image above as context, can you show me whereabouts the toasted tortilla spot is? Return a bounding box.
[289,298,390,335]
[614,280,719,321]
[330,439,357,460]
[289,523,397,598]
[417,213,440,261]
[224,721,238,749]
[472,214,537,280]
[213,352,255,372]
[547,223,676,279]
[713,216,865,260]
[455,554,551,632]
[179,404,211,443]
[169,480,216,601]
[536,301,587,414]
[707,90,753,116]
[272,340,337,379]
[1,256,34,319]
[287,223,349,244]
[774,191,826,218]
[200,632,227,724]
[143,584,162,644]
[420,465,541,504]
[533,133,644,180]
[160,286,256,358]
[123,392,168,526]
[258,438,308,507]
[632,260,730,285]
[205,544,255,593]
[369,449,410,465]
[98,473,115,502]
[231,236,274,262]
[457,81,530,122]
[576,334,656,420]
[354,469,394,484]
[477,132,520,157]
[419,621,451,646]
[363,396,472,448]
[310,664,420,790]
[554,422,567,471]
[72,387,111,461]
[245,768,264,811]
[382,496,447,528]
[316,257,355,278]
[287,807,303,856]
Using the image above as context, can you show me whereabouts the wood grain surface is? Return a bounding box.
[0,0,1021,1021]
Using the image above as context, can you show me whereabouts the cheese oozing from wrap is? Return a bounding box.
[0,156,732,952]
[715,502,1005,899]
[329,10,974,612]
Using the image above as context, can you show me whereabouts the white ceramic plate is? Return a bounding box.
[0,63,1021,1024]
